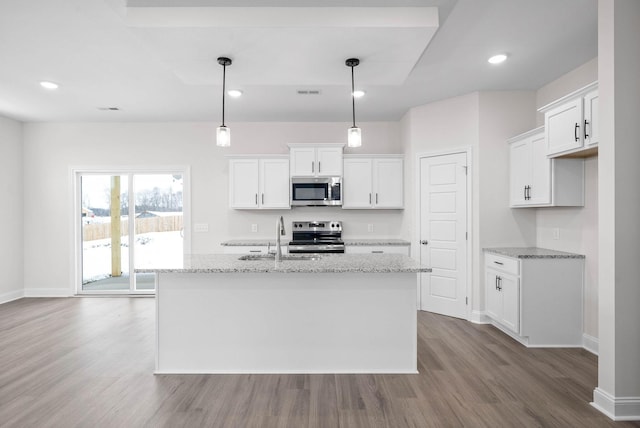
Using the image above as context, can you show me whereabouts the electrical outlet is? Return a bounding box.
[251,224,258,233]
[367,224,374,232]
[552,228,560,240]
[194,223,209,233]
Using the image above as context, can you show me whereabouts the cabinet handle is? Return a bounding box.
[584,119,590,139]
[255,193,258,205]
[372,250,384,254]
[420,240,429,245]
[262,193,264,204]
[526,185,531,200]
[376,193,379,204]
[494,261,504,265]
[318,161,321,173]
[497,276,502,291]
[369,193,372,204]
[495,276,499,290]
[574,123,580,142]
[249,250,261,253]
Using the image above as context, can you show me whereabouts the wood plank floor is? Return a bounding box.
[0,297,638,428]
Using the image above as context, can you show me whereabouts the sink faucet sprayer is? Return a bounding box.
[276,216,285,262]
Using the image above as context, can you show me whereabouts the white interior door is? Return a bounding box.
[419,152,468,319]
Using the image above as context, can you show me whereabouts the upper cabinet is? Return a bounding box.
[343,156,404,209]
[509,127,584,208]
[229,156,290,209]
[539,82,598,157]
[289,144,343,177]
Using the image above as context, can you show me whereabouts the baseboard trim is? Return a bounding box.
[582,333,599,355]
[469,310,490,324]
[0,289,24,305]
[23,288,72,297]
[592,388,640,421]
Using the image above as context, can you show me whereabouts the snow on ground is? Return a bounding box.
[82,231,183,284]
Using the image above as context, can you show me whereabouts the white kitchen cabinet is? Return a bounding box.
[484,250,584,347]
[222,245,288,255]
[345,245,410,256]
[343,155,404,209]
[583,90,599,147]
[539,82,598,157]
[289,144,343,177]
[228,156,290,209]
[509,127,584,208]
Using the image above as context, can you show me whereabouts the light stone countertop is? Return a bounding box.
[484,247,585,259]
[220,239,410,246]
[137,253,430,274]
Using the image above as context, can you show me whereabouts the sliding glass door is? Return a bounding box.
[79,171,184,294]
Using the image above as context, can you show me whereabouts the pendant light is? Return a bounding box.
[346,58,362,148]
[216,57,232,147]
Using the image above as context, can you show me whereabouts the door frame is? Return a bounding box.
[415,147,473,320]
[70,165,191,295]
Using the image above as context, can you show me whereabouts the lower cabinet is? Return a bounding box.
[222,245,287,255]
[484,251,584,347]
[345,245,410,256]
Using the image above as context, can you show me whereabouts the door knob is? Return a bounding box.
[420,240,429,245]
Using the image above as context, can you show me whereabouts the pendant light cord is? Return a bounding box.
[351,64,356,127]
[221,63,226,127]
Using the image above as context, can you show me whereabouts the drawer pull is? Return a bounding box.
[249,250,262,253]
[371,250,384,254]
[494,261,504,265]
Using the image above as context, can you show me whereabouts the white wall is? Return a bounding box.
[0,116,24,303]
[401,91,536,314]
[534,58,599,338]
[22,121,405,295]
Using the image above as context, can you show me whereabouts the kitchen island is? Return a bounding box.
[139,253,430,374]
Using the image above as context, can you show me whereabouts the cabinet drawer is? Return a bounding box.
[485,253,519,275]
[345,245,409,255]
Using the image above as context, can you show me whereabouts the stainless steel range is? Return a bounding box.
[288,221,345,254]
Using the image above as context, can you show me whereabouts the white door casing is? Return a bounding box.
[419,152,468,319]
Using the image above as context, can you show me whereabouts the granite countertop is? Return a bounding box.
[137,253,430,274]
[484,247,585,259]
[343,239,410,246]
[220,239,410,246]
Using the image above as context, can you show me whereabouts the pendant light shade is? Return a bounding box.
[346,58,362,148]
[216,57,232,147]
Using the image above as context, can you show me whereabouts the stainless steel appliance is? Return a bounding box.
[290,177,342,206]
[288,221,345,253]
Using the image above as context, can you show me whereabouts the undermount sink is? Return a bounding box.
[238,254,322,261]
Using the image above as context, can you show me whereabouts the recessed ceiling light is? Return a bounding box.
[488,54,508,64]
[353,90,366,98]
[227,89,243,97]
[40,81,59,90]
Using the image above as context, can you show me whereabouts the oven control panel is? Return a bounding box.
[292,221,342,232]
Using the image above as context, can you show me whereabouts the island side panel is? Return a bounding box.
[156,272,417,374]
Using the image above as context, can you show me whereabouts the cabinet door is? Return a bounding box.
[500,274,519,334]
[545,98,584,156]
[485,269,502,321]
[316,147,343,176]
[584,90,599,147]
[290,147,316,176]
[260,159,290,209]
[373,158,404,208]
[229,159,259,208]
[509,139,531,206]
[343,158,373,208]
[529,133,551,205]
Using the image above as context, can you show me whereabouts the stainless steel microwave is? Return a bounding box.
[291,177,342,206]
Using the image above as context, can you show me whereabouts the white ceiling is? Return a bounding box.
[0,0,597,123]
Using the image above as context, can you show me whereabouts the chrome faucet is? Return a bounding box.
[275,216,285,262]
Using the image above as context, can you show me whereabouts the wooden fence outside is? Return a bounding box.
[83,215,183,241]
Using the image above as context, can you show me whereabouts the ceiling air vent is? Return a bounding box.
[297,90,322,95]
